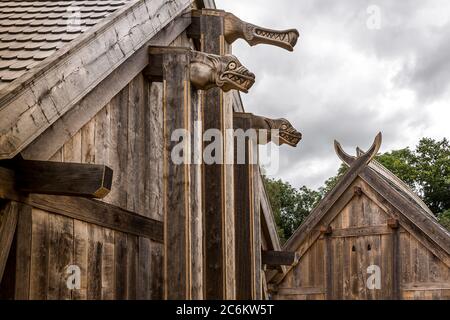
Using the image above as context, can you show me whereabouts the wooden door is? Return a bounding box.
[327,234,395,300]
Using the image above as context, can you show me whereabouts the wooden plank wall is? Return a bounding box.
[14,32,195,300]
[274,180,450,300]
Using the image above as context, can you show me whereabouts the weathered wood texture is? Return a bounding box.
[0,201,19,283]
[273,178,450,300]
[0,0,192,160]
[7,29,197,301]
[13,208,163,300]
[153,47,203,300]
[13,160,113,199]
[199,10,236,301]
[233,115,262,300]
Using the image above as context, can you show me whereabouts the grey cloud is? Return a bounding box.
[217,0,450,189]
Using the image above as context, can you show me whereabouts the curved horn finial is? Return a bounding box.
[364,132,383,161]
[334,139,356,166]
[334,132,382,166]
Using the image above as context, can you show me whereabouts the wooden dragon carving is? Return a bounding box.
[190,51,256,93]
[223,12,300,51]
[235,113,302,147]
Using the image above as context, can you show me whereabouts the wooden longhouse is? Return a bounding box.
[0,0,302,300]
[269,135,450,300]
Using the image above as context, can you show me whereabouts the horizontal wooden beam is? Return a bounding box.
[0,167,18,201]
[330,225,394,238]
[21,10,193,161]
[0,166,162,242]
[8,160,113,199]
[30,194,163,243]
[262,250,300,267]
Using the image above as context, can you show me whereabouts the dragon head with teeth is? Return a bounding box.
[190,51,255,93]
[265,118,302,147]
[224,12,299,52]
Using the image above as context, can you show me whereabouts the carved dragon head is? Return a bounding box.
[224,12,300,51]
[266,118,302,147]
[190,51,255,93]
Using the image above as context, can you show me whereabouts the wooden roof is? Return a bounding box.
[0,1,132,90]
[283,133,450,264]
[0,0,192,160]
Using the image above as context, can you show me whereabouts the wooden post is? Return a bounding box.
[148,47,203,300]
[14,202,32,300]
[388,218,401,300]
[196,10,236,300]
[233,114,262,300]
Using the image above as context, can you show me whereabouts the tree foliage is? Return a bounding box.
[263,177,321,243]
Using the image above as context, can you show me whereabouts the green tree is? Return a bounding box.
[319,164,348,196]
[263,177,321,243]
[439,209,450,231]
[323,138,450,228]
[376,138,450,214]
[264,137,449,241]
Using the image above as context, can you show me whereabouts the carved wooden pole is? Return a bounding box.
[147,47,255,299]
[194,10,237,300]
[233,113,301,299]
[189,9,300,300]
[233,113,261,299]
[147,47,201,300]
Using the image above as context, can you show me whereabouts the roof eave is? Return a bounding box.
[0,0,192,160]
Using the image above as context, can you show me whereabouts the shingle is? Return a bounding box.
[0,69,27,81]
[0,0,132,86]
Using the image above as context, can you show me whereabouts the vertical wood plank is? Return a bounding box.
[86,225,103,300]
[147,82,164,221]
[127,75,146,216]
[150,241,164,299]
[107,86,129,208]
[73,220,88,300]
[101,228,115,300]
[114,231,128,300]
[137,237,151,300]
[14,203,32,300]
[63,131,82,163]
[126,234,138,300]
[201,12,236,300]
[81,118,96,164]
[47,214,74,300]
[29,209,50,300]
[160,50,193,300]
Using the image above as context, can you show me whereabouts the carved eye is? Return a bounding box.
[281,124,288,130]
[228,62,237,70]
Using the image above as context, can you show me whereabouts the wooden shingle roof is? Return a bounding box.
[0,0,192,160]
[0,1,131,90]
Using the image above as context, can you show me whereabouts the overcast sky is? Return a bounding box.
[216,0,450,190]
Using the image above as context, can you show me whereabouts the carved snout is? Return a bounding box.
[248,26,299,52]
[224,12,300,51]
[189,51,255,93]
[219,65,255,93]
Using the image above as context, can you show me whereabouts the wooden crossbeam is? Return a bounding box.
[262,250,300,267]
[0,160,113,199]
[30,194,163,243]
